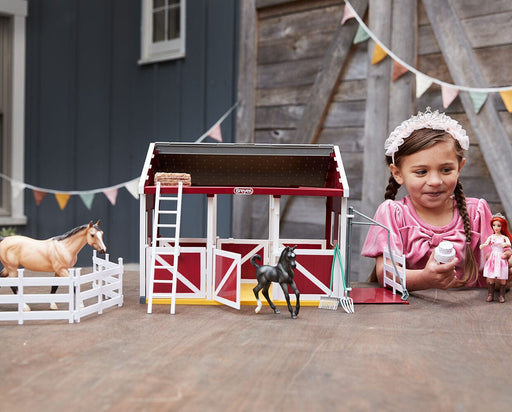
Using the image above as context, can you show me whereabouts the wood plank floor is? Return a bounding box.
[1,270,512,411]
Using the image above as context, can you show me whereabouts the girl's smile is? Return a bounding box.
[389,140,465,225]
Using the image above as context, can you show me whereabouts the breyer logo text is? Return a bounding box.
[234,187,254,195]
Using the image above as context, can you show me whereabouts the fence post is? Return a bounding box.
[17,269,24,325]
[118,257,124,307]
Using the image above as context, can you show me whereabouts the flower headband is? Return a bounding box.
[384,107,469,163]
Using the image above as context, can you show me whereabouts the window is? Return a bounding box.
[0,1,27,225]
[140,0,186,64]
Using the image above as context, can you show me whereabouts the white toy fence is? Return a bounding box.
[0,251,123,324]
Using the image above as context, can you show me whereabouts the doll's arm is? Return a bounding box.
[480,235,492,249]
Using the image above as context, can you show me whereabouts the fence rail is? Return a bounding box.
[0,251,123,324]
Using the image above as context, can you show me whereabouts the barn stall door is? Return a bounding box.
[213,249,241,309]
[146,247,206,298]
[272,249,334,301]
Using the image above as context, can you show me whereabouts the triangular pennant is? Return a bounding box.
[392,61,409,82]
[441,84,459,109]
[415,73,433,98]
[341,3,356,25]
[33,190,47,206]
[79,192,95,209]
[11,181,25,199]
[499,90,512,113]
[125,178,139,199]
[353,25,370,44]
[55,193,71,210]
[208,122,222,142]
[103,188,118,205]
[469,91,487,114]
[371,43,387,65]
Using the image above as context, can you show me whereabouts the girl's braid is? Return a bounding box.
[453,179,478,284]
[385,175,400,200]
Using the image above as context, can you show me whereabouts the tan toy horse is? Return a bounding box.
[0,220,107,311]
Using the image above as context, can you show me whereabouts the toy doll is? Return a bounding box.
[480,213,512,302]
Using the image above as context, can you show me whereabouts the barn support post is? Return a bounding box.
[359,0,393,280]
[422,0,512,218]
[206,194,218,300]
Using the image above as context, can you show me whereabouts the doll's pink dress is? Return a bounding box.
[483,236,509,280]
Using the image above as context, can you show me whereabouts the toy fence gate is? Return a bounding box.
[0,251,123,324]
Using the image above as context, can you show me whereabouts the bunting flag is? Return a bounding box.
[103,188,118,205]
[79,192,95,209]
[499,90,512,113]
[343,0,512,113]
[469,91,487,114]
[341,3,356,25]
[353,25,370,44]
[392,61,408,82]
[441,84,459,109]
[416,73,433,98]
[33,190,47,206]
[208,123,223,142]
[55,193,71,210]
[125,178,139,199]
[371,43,387,65]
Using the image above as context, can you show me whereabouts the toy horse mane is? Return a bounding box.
[52,223,101,241]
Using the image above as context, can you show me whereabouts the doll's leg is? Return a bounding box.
[487,280,495,302]
[499,279,506,303]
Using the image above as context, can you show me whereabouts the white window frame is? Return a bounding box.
[139,0,186,64]
[0,0,27,225]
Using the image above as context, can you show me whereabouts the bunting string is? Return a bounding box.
[0,101,238,210]
[343,0,512,112]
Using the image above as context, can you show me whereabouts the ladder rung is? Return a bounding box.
[159,211,178,215]
[157,223,177,228]
[153,279,174,284]
[160,197,179,201]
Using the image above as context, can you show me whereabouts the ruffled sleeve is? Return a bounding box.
[361,200,405,258]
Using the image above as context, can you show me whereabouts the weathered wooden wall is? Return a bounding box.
[236,0,512,280]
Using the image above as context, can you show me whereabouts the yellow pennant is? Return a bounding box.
[55,193,71,210]
[499,90,512,113]
[371,43,387,65]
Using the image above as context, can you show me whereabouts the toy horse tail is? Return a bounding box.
[250,254,262,268]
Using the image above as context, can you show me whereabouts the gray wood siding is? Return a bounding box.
[23,0,240,265]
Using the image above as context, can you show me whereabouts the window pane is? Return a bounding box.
[153,10,165,42]
[153,0,165,9]
[169,0,180,5]
[168,7,180,40]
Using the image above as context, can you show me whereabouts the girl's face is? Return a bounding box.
[492,220,502,234]
[390,140,465,218]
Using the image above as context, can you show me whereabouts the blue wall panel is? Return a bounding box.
[23,0,240,265]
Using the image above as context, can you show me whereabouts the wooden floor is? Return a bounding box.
[2,270,512,411]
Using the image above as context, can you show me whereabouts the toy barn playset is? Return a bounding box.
[138,142,407,315]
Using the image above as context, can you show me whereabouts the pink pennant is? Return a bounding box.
[208,123,222,142]
[103,188,118,205]
[441,85,459,109]
[341,3,356,25]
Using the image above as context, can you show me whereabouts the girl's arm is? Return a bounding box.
[375,253,463,291]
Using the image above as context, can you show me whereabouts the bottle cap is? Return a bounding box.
[434,240,455,264]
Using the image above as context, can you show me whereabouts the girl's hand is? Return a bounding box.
[424,252,464,289]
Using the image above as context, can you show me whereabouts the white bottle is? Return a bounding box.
[434,241,455,264]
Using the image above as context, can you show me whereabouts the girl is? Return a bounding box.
[480,214,512,302]
[362,108,511,291]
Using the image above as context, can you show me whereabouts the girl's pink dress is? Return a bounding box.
[483,236,509,280]
[361,196,493,287]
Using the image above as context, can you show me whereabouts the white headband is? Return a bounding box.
[384,107,469,163]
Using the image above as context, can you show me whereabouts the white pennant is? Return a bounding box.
[416,73,433,98]
[125,178,140,199]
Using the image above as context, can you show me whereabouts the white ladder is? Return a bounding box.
[147,181,183,314]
